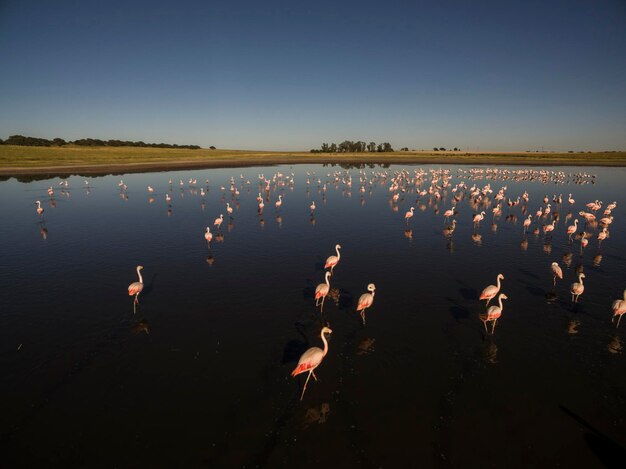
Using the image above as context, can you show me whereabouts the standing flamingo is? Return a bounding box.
[481,293,508,334]
[405,207,415,224]
[214,214,224,230]
[291,326,333,401]
[275,195,283,209]
[310,201,316,213]
[570,273,586,303]
[612,290,626,327]
[128,265,144,313]
[523,215,532,233]
[473,211,486,225]
[356,283,376,325]
[566,219,578,241]
[551,262,563,287]
[315,272,332,312]
[325,244,342,273]
[35,200,44,216]
[479,274,504,307]
[204,226,213,244]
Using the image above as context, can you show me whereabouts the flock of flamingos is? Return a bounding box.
[34,166,625,400]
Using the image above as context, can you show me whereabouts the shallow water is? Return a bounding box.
[1,164,625,468]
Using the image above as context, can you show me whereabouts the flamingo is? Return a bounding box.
[481,293,508,334]
[612,290,626,327]
[567,219,578,241]
[523,215,532,233]
[35,200,44,216]
[310,201,316,212]
[479,274,504,307]
[291,326,333,401]
[568,194,575,204]
[551,262,563,287]
[214,214,224,230]
[226,203,233,216]
[356,283,376,325]
[325,244,342,273]
[598,227,608,244]
[204,227,213,244]
[443,209,454,220]
[275,195,283,209]
[128,265,144,312]
[405,207,415,224]
[473,211,486,225]
[315,272,332,312]
[570,273,586,303]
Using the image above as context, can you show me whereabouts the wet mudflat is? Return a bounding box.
[1,164,625,468]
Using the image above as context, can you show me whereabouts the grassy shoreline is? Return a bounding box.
[1,145,625,176]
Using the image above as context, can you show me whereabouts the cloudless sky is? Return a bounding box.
[1,0,625,151]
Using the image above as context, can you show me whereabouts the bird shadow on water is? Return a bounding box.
[281,321,310,365]
[559,405,626,468]
[141,273,158,297]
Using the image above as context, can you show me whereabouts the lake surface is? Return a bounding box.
[1,164,625,468]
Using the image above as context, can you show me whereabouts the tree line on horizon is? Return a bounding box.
[0,135,202,149]
[310,141,394,153]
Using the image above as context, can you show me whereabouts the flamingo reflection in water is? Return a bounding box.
[291,327,332,401]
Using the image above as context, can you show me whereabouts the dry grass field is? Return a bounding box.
[0,145,625,175]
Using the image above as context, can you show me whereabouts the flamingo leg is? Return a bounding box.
[617,315,622,328]
[482,319,488,333]
[311,370,318,381]
[491,319,497,335]
[361,311,366,325]
[320,296,326,313]
[485,298,491,307]
[300,370,313,401]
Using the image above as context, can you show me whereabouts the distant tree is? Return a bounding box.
[329,143,337,152]
[400,147,408,151]
[368,142,377,152]
[453,147,459,151]
[382,142,393,152]
[209,146,216,150]
[439,147,446,151]
[433,147,439,151]
[376,144,383,152]
[53,138,66,146]
[321,143,330,152]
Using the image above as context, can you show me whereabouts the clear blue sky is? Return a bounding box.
[1,0,625,151]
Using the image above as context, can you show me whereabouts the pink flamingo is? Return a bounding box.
[35,200,44,216]
[523,215,532,233]
[551,262,563,287]
[325,244,342,273]
[291,326,333,400]
[315,272,332,312]
[204,227,213,243]
[570,273,585,302]
[598,227,608,244]
[275,195,283,209]
[405,207,415,224]
[310,201,316,212]
[479,274,504,307]
[443,209,454,220]
[566,219,578,240]
[214,214,224,230]
[128,265,144,312]
[356,283,376,325]
[473,211,486,225]
[612,290,626,327]
[481,293,508,334]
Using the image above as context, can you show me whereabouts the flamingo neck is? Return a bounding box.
[578,274,584,285]
[496,276,501,290]
[137,267,143,284]
[325,273,330,286]
[335,246,341,259]
[498,295,504,310]
[320,331,329,357]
